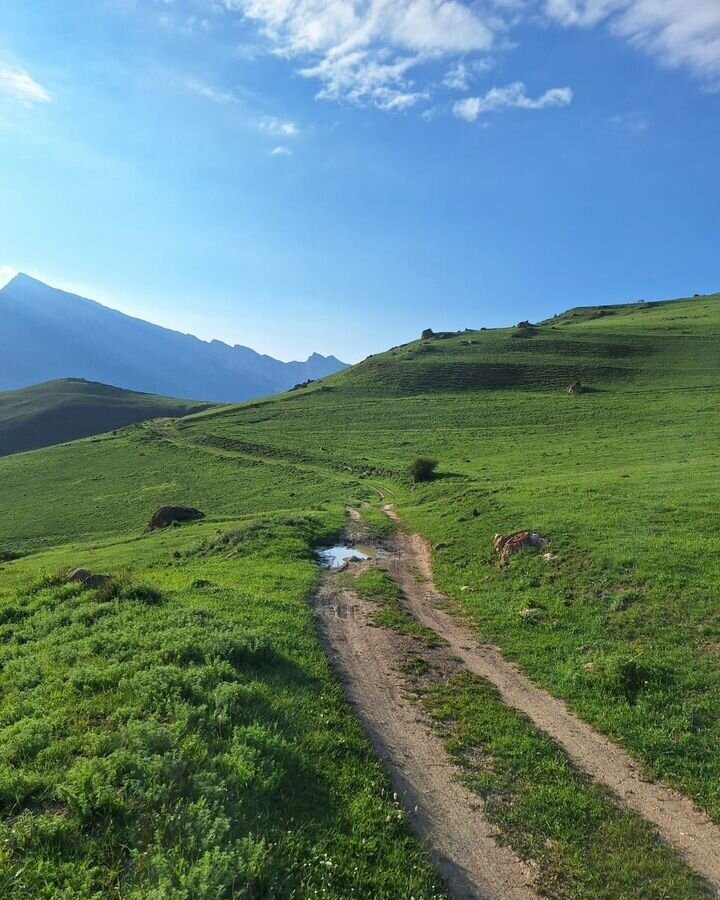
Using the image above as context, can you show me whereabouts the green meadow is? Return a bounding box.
[1,292,719,895]
[0,516,444,898]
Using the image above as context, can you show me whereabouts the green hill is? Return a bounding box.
[0,292,718,897]
[0,378,213,456]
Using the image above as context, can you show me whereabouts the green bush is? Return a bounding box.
[118,583,165,605]
[408,457,438,483]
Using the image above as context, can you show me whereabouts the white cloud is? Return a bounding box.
[0,265,18,287]
[453,80,573,120]
[608,111,649,132]
[442,58,494,90]
[544,0,623,28]
[185,76,238,103]
[0,64,51,106]
[544,0,720,88]
[260,115,300,135]
[443,61,471,90]
[222,0,495,109]
[270,144,293,155]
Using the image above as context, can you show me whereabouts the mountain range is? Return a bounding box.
[0,274,348,402]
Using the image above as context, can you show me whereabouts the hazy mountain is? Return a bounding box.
[0,379,214,457]
[0,274,348,402]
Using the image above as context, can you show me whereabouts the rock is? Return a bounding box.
[493,531,548,563]
[567,381,583,395]
[519,607,543,621]
[541,552,558,561]
[67,568,113,589]
[148,506,204,530]
[421,328,434,340]
[67,568,93,583]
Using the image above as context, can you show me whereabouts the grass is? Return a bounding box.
[0,379,212,457]
[422,670,710,899]
[0,290,719,894]
[358,505,397,539]
[342,568,440,646]
[0,515,444,898]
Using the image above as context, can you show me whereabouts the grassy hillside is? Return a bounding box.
[0,291,718,896]
[0,515,444,898]
[0,379,213,457]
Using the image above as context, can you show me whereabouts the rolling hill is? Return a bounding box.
[0,379,214,457]
[0,290,718,898]
[0,274,347,402]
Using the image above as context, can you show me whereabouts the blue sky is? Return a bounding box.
[1,0,719,362]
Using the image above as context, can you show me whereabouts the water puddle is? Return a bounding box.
[317,544,379,569]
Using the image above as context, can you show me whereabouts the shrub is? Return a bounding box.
[118,583,165,605]
[408,457,438,483]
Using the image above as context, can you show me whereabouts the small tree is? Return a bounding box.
[409,456,438,483]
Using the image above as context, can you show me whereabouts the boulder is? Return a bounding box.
[421,328,434,340]
[493,531,548,563]
[67,569,113,589]
[567,381,583,395]
[148,506,204,531]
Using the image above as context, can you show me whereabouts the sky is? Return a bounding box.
[1,0,719,363]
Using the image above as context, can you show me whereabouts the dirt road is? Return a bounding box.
[314,575,539,900]
[313,507,720,897]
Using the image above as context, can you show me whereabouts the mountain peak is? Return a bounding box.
[0,273,349,402]
[1,273,60,297]
[8,272,42,284]
[2,272,36,289]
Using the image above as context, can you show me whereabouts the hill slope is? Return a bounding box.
[0,274,347,402]
[0,379,214,456]
[0,291,718,898]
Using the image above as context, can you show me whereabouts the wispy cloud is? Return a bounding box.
[260,116,300,136]
[608,111,650,132]
[185,76,237,104]
[0,63,51,106]
[221,0,495,111]
[442,58,493,91]
[544,0,720,90]
[453,81,573,121]
[270,144,292,156]
[0,265,18,287]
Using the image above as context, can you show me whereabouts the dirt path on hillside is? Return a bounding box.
[372,504,720,893]
[314,573,539,900]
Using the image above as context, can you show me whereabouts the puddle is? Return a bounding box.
[317,544,379,569]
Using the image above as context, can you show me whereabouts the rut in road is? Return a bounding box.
[376,504,720,894]
[314,572,540,900]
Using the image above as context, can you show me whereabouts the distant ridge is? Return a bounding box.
[0,274,348,402]
[0,378,213,457]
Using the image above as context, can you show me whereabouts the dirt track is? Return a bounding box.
[313,507,720,897]
[314,576,539,900]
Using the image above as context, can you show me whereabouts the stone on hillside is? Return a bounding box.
[568,381,583,395]
[67,568,113,589]
[148,506,204,530]
[493,531,548,563]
